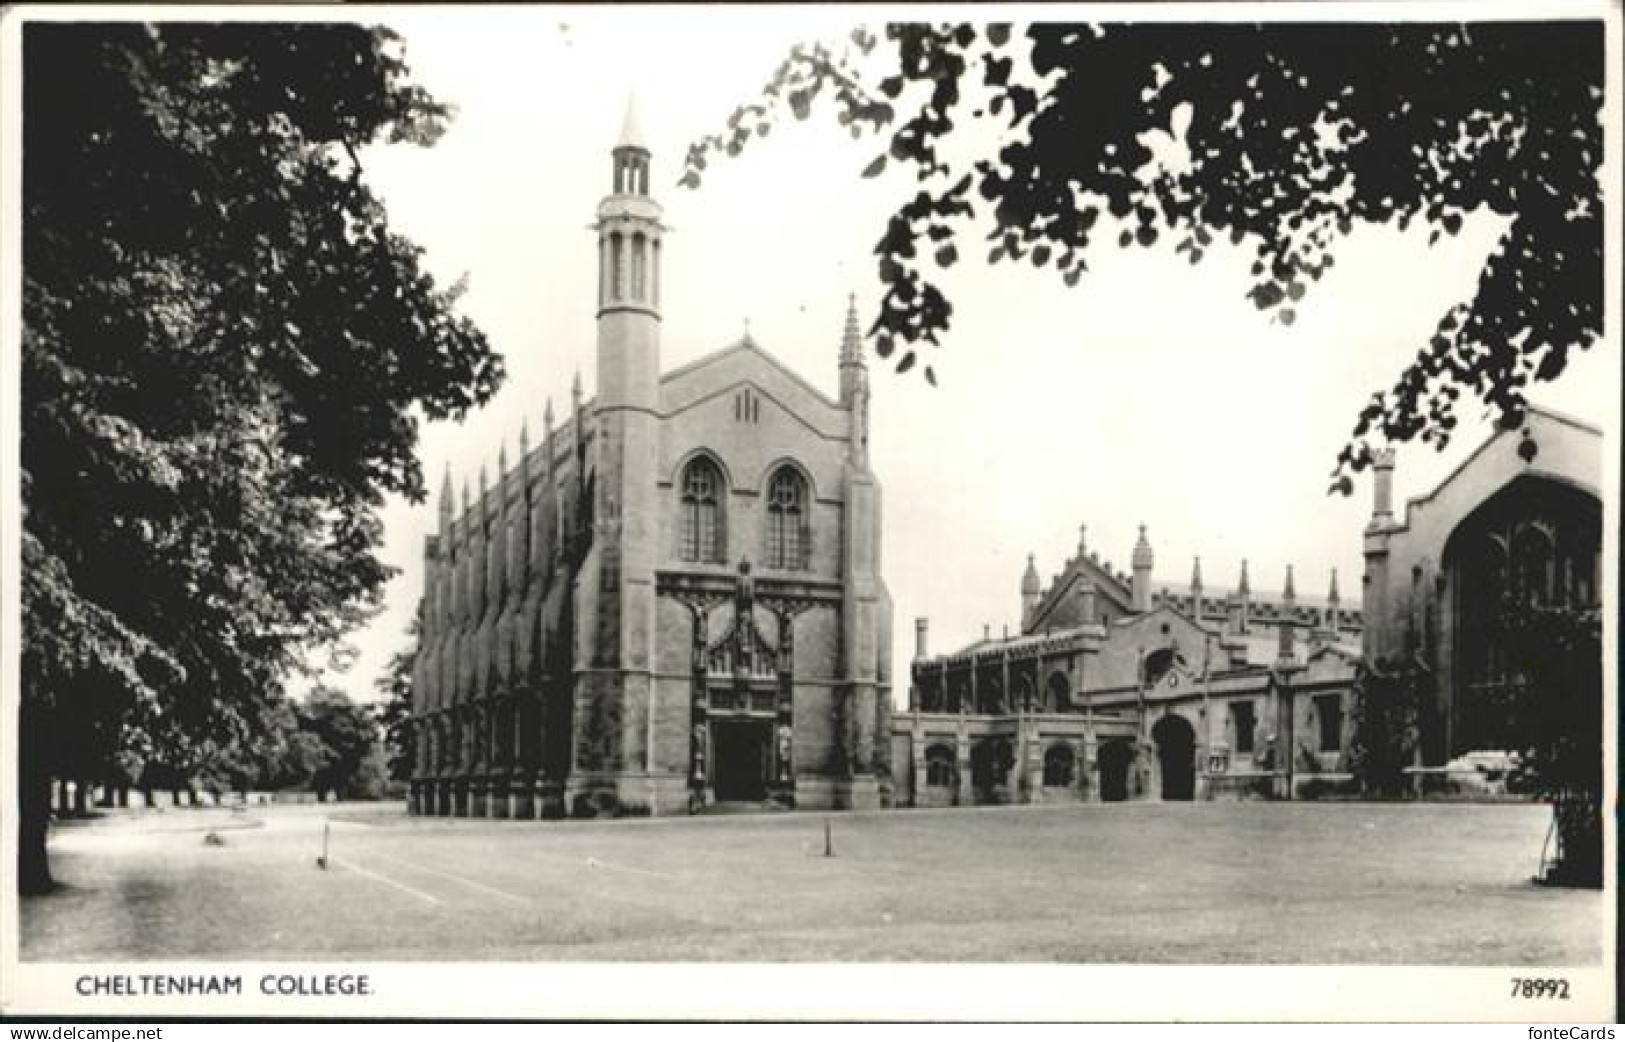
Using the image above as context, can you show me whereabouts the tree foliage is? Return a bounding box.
[1345,655,1433,798]
[683,22,1602,488]
[376,614,419,784]
[19,23,502,893]
[298,686,383,801]
[1485,603,1602,886]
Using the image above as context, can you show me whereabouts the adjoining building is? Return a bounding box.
[892,404,1604,808]
[893,525,1363,806]
[1361,405,1603,767]
[409,105,893,820]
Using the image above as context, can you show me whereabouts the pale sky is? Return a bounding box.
[310,9,1617,704]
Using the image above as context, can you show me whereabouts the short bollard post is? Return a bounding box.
[823,818,835,858]
[316,820,330,870]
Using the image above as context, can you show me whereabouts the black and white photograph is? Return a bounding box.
[1,2,1617,1023]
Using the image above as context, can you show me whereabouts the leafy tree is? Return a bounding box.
[298,686,381,801]
[1345,655,1432,798]
[376,614,419,785]
[20,23,502,894]
[1483,603,1602,887]
[682,21,1602,488]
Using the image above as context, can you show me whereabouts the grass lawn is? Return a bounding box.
[20,799,1602,963]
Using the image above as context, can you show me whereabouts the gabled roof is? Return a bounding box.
[660,336,843,413]
[1028,551,1132,630]
[1396,402,1602,527]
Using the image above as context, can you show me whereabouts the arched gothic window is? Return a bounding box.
[1143,648,1178,688]
[680,457,724,563]
[765,467,807,570]
[1046,673,1070,713]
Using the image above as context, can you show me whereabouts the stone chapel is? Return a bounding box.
[409,105,893,819]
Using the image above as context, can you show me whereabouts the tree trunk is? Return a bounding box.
[17,703,55,895]
[1543,793,1602,887]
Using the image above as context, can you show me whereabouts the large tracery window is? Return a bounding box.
[1448,475,1600,756]
[765,466,808,570]
[680,456,724,563]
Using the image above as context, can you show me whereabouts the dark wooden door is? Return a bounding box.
[712,721,769,801]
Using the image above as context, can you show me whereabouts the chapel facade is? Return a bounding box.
[408,108,893,820]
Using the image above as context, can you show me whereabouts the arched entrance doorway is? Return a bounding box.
[1097,739,1134,802]
[711,720,771,802]
[970,737,1013,803]
[1152,714,1196,801]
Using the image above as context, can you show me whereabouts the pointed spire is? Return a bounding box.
[1076,524,1088,559]
[572,371,583,408]
[438,463,454,532]
[1283,563,1296,600]
[1238,558,1251,596]
[461,477,471,512]
[1192,555,1203,589]
[544,397,554,428]
[1328,567,1341,604]
[1021,553,1041,595]
[617,91,646,151]
[519,416,530,460]
[498,439,508,477]
[840,293,862,367]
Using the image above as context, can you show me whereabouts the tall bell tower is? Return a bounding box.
[571,96,669,815]
[596,96,662,404]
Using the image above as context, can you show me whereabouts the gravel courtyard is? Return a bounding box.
[21,800,1602,964]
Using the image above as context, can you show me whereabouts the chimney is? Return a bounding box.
[1370,448,1397,529]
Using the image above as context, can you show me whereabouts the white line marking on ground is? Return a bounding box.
[374,854,529,905]
[581,855,671,879]
[330,855,442,906]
